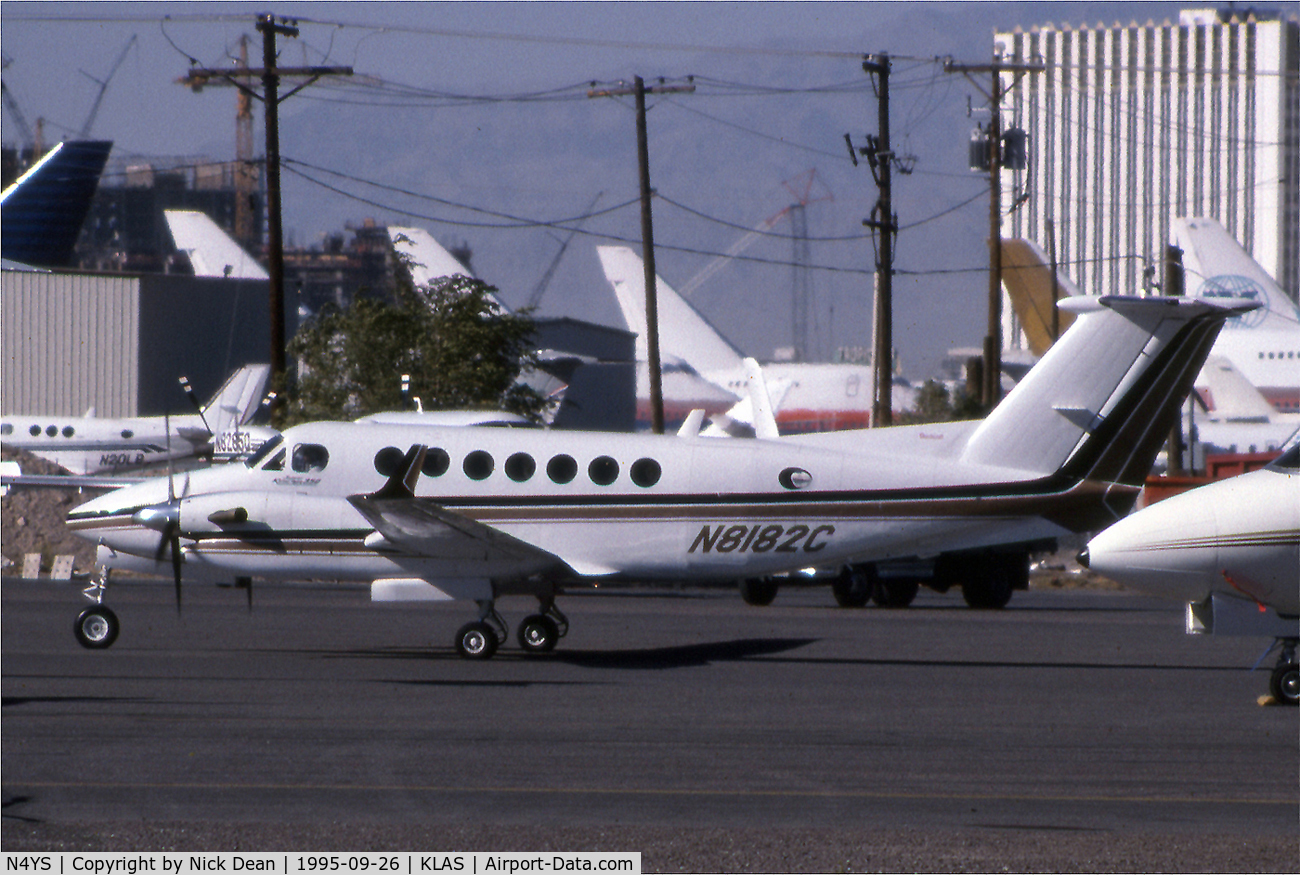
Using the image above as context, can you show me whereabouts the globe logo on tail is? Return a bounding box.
[1196,275,1269,329]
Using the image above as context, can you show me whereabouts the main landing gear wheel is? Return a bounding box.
[1270,661,1298,706]
[517,614,561,654]
[1269,639,1298,706]
[455,621,500,659]
[873,577,920,608]
[832,566,873,608]
[740,577,779,606]
[74,605,120,649]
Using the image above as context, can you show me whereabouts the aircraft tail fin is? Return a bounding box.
[1172,217,1300,329]
[596,245,746,376]
[0,140,113,267]
[961,296,1254,488]
[201,365,272,434]
[165,210,269,280]
[1000,238,1079,356]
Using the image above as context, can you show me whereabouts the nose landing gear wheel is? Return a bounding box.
[455,621,500,659]
[517,614,560,654]
[74,606,120,649]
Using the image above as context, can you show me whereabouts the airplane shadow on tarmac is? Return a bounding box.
[330,637,819,673]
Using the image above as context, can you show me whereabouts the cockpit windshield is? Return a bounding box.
[245,433,284,468]
[1266,428,1300,471]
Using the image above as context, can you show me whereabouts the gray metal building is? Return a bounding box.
[3,268,275,417]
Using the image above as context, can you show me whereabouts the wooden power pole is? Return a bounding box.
[589,76,695,434]
[179,14,352,390]
[944,58,1042,409]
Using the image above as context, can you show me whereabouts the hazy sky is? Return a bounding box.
[2,2,1190,377]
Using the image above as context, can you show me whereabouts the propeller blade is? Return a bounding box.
[170,533,183,615]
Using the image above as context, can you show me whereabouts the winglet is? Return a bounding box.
[371,445,428,500]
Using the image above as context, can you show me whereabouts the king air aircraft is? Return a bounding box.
[66,294,1250,658]
[2,364,270,477]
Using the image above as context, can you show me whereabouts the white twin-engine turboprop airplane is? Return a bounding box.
[1,364,271,476]
[66,295,1250,658]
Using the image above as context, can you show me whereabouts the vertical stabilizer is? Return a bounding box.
[165,210,269,280]
[0,140,112,267]
[596,245,745,375]
[961,296,1253,486]
[1000,238,1079,356]
[1173,217,1300,329]
[201,365,272,433]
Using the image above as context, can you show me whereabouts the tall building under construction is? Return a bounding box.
[993,7,1299,304]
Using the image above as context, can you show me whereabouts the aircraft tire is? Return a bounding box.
[455,622,499,659]
[1269,661,1299,706]
[962,554,1021,609]
[74,605,120,649]
[873,578,920,608]
[740,578,779,606]
[832,566,873,608]
[517,614,560,654]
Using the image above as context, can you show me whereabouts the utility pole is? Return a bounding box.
[589,76,695,434]
[849,54,911,427]
[178,14,352,391]
[944,58,1042,408]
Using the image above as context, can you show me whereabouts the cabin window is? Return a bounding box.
[630,458,662,488]
[374,446,404,476]
[292,444,329,473]
[547,454,577,484]
[422,448,451,477]
[45,425,57,437]
[589,455,619,486]
[1,424,12,436]
[121,429,134,439]
[29,425,40,436]
[62,426,75,438]
[505,452,536,482]
[464,450,494,481]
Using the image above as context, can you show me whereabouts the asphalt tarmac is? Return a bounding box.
[3,576,1297,871]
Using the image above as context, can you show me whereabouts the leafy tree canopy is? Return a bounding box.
[283,274,548,426]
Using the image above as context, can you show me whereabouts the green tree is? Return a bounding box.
[284,275,548,425]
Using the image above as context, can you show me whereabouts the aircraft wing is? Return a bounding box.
[346,445,559,568]
[348,491,556,565]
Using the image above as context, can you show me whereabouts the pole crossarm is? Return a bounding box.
[586,80,696,99]
[175,13,354,392]
[178,67,353,102]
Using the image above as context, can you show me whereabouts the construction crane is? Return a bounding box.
[678,169,832,361]
[679,169,832,299]
[525,191,603,310]
[77,35,136,138]
[1,79,35,149]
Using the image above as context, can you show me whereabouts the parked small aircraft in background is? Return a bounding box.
[598,246,914,432]
[1,364,270,475]
[65,295,1249,657]
[1081,432,1299,705]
